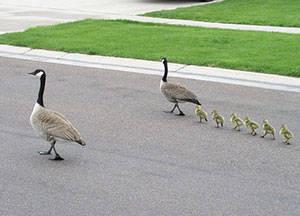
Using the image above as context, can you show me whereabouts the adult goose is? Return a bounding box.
[29,69,86,160]
[160,58,201,116]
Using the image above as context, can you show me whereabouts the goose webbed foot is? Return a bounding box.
[49,145,64,161]
[176,112,185,116]
[38,146,52,155]
[49,154,64,161]
[175,104,185,116]
[164,104,177,114]
[38,151,51,155]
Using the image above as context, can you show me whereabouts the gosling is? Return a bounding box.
[212,110,224,128]
[195,105,208,123]
[261,119,276,140]
[279,124,294,145]
[230,113,244,131]
[244,116,259,136]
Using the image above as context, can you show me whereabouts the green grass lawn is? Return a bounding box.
[143,0,300,27]
[0,19,300,77]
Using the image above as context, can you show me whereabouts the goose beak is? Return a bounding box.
[29,71,35,75]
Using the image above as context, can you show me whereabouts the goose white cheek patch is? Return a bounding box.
[36,72,43,77]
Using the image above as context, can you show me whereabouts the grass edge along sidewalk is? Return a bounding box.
[0,19,299,77]
[142,0,300,28]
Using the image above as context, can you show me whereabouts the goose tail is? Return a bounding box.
[76,139,86,146]
[195,100,201,105]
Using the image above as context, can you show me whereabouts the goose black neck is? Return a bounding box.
[37,74,46,107]
[162,62,168,82]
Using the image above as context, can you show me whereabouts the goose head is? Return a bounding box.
[29,69,45,78]
[161,57,167,65]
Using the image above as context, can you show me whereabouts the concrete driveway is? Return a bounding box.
[0,0,211,33]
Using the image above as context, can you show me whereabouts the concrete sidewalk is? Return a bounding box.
[1,0,300,34]
[0,0,219,33]
[1,44,299,93]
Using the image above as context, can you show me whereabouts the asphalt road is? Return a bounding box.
[1,56,300,216]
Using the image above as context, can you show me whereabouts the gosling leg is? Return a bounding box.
[272,134,275,140]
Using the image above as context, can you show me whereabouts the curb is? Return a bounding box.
[0,44,299,92]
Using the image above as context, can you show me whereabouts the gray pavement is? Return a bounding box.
[1,56,300,215]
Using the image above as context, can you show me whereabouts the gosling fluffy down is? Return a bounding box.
[244,116,259,136]
[230,113,244,131]
[261,119,276,140]
[212,110,224,128]
[195,105,208,123]
[279,124,294,145]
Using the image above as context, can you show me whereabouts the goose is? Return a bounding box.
[29,69,86,160]
[160,58,201,116]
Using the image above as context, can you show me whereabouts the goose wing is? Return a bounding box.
[162,82,199,103]
[37,110,82,142]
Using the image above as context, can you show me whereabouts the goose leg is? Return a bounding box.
[49,142,64,161]
[38,146,53,155]
[164,104,177,113]
[175,104,185,116]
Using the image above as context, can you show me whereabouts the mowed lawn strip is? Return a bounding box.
[143,0,300,27]
[0,19,300,77]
